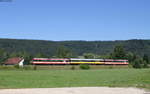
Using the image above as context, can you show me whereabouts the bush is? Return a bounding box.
[143,61,149,68]
[108,66,113,69]
[23,65,32,70]
[0,66,11,70]
[132,59,149,68]
[14,64,20,69]
[33,65,37,70]
[70,66,75,70]
[80,64,90,70]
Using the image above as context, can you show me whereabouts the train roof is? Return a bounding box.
[33,58,69,60]
[70,58,128,61]
[70,58,104,61]
[33,58,128,61]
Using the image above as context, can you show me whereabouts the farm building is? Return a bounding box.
[4,57,24,67]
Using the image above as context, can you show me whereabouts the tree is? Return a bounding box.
[132,59,142,68]
[143,60,149,68]
[110,45,126,59]
[126,52,134,62]
[22,52,33,65]
[35,53,47,58]
[83,53,95,59]
[56,46,72,58]
[0,49,9,65]
[126,52,138,65]
[143,54,149,64]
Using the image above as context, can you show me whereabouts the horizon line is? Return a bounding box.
[0,38,150,42]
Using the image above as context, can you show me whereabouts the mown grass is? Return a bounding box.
[0,69,149,89]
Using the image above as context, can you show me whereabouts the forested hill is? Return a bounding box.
[0,38,150,57]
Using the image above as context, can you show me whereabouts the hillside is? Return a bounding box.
[0,38,150,57]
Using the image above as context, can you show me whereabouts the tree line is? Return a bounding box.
[0,39,150,57]
[0,38,149,68]
[0,44,149,68]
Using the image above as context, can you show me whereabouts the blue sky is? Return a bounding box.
[0,0,150,41]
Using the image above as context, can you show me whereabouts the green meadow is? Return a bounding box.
[0,69,149,89]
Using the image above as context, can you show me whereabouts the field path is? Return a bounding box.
[0,87,148,94]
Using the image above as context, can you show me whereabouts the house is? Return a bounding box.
[4,57,24,67]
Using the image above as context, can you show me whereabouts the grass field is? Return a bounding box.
[0,65,129,70]
[0,69,149,89]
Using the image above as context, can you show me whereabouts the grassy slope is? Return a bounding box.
[0,69,149,89]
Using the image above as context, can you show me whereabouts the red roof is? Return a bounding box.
[4,57,23,65]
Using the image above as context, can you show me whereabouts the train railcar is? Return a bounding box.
[104,59,128,65]
[69,58,105,65]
